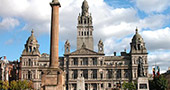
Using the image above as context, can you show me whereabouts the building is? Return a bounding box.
[63,0,148,90]
[20,0,149,90]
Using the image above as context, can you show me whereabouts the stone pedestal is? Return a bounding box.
[137,77,149,90]
[41,68,65,90]
[77,76,85,90]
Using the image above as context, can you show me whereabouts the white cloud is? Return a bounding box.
[142,27,170,51]
[0,0,170,73]
[136,0,170,13]
[148,51,170,74]
[0,17,19,30]
[139,14,170,29]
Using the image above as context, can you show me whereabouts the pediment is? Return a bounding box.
[70,47,101,55]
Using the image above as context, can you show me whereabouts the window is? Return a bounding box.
[92,58,97,65]
[92,70,97,79]
[108,69,113,79]
[84,31,86,36]
[100,73,103,79]
[82,31,83,36]
[28,59,31,66]
[73,70,78,79]
[28,71,31,79]
[73,58,78,65]
[116,70,121,78]
[108,83,111,87]
[87,31,89,35]
[100,61,103,65]
[83,58,88,65]
[101,84,103,88]
[83,70,88,79]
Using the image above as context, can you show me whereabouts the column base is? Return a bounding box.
[41,67,65,90]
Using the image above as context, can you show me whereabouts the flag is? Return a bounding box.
[156,66,160,76]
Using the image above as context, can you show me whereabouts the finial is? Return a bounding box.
[135,27,138,34]
[31,29,34,35]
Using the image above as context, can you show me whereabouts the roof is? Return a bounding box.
[132,28,144,43]
[105,56,130,61]
[26,30,38,45]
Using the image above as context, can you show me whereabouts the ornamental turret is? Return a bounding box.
[22,30,40,56]
[130,28,147,54]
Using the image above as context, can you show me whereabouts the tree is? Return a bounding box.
[2,81,9,90]
[122,81,136,90]
[0,80,3,89]
[10,80,18,90]
[149,75,168,90]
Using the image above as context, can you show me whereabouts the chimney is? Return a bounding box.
[114,52,116,56]
[49,0,61,68]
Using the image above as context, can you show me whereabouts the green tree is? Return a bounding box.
[122,81,136,90]
[2,81,9,90]
[149,75,168,90]
[10,80,18,90]
[0,80,3,89]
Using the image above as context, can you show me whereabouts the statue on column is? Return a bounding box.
[138,57,145,77]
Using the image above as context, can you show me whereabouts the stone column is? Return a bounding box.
[50,0,61,68]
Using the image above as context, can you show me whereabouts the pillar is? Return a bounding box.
[50,0,61,68]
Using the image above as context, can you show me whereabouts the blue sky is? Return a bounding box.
[0,0,170,73]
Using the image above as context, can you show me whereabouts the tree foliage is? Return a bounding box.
[122,81,136,90]
[149,75,168,90]
[0,80,33,90]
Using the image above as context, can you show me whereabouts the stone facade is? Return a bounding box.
[20,0,149,90]
[63,0,149,90]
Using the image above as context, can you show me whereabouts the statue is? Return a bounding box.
[138,57,145,77]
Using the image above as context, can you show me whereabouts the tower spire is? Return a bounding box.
[81,0,89,16]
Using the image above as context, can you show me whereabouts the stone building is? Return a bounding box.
[20,30,64,89]
[20,0,149,90]
[63,0,148,90]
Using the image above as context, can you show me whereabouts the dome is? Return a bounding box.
[26,30,38,45]
[132,28,144,43]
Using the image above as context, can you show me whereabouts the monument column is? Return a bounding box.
[41,0,65,90]
[50,0,61,68]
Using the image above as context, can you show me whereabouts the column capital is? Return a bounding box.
[50,0,61,7]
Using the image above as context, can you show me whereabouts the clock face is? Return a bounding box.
[100,47,103,51]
